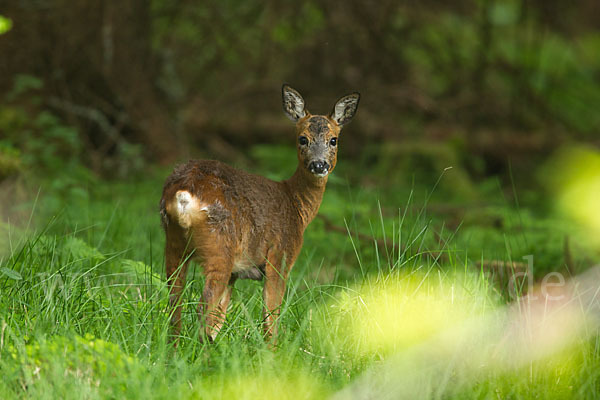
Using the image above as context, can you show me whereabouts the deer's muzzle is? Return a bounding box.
[308,160,329,177]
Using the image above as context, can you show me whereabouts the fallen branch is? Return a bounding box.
[316,214,400,252]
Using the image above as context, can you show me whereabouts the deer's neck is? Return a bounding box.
[284,166,327,229]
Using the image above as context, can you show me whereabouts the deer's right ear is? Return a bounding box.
[282,84,307,122]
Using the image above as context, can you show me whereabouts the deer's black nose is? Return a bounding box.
[309,161,329,175]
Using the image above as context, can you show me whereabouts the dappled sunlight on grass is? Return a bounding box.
[329,267,600,399]
[313,270,491,359]
[187,370,330,400]
[543,146,600,244]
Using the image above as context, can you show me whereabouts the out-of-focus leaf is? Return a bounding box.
[0,15,12,35]
[490,2,519,26]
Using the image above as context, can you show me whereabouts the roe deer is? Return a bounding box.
[160,85,360,345]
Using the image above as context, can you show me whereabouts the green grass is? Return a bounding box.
[1,157,599,399]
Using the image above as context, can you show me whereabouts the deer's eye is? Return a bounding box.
[329,137,337,147]
[298,136,309,146]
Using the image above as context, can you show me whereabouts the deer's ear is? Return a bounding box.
[282,84,307,122]
[330,92,360,126]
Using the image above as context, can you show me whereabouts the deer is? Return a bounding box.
[159,84,360,345]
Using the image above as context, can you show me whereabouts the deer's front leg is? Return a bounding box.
[262,252,292,345]
[199,266,233,342]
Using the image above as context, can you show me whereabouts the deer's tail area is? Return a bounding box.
[165,190,209,229]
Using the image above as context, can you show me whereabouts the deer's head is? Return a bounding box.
[282,84,360,180]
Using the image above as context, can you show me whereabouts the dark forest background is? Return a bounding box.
[1,0,599,183]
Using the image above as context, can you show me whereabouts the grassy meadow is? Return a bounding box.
[1,144,600,399]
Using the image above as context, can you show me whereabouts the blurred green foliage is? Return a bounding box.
[0,76,84,178]
[0,0,599,178]
[0,15,12,35]
[146,0,600,139]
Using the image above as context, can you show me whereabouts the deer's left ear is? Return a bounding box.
[330,92,360,126]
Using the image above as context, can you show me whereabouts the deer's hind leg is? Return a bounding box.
[193,230,235,342]
[165,222,193,345]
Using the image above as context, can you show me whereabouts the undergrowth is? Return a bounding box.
[0,153,599,399]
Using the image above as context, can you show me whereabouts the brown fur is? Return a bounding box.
[160,85,359,345]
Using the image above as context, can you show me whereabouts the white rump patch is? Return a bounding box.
[174,190,206,228]
[176,191,192,214]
